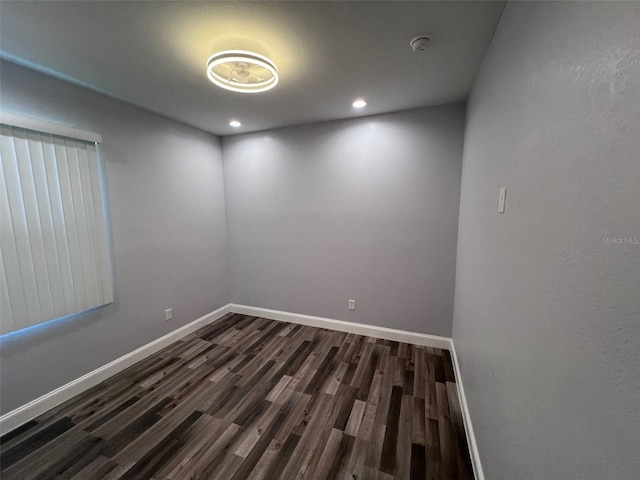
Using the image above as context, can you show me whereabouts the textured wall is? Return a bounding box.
[223,105,465,337]
[0,61,230,413]
[453,2,640,478]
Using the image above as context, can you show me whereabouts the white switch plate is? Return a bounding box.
[165,308,173,321]
[348,299,356,310]
[498,187,507,213]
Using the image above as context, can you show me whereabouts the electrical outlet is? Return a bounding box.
[348,299,356,311]
[165,308,173,321]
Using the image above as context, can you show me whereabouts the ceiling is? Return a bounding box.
[0,1,505,136]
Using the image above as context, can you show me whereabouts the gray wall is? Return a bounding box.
[223,105,465,337]
[0,60,230,414]
[453,2,640,479]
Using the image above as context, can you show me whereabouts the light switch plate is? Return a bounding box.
[498,188,507,213]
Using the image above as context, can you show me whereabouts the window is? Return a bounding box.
[0,115,113,335]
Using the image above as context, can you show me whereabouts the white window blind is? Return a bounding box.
[0,123,113,335]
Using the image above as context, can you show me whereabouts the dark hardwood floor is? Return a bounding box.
[0,313,474,479]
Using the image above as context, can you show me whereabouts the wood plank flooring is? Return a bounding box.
[0,314,474,479]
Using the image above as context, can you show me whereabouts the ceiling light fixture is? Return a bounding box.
[229,120,242,128]
[352,99,367,109]
[207,50,278,94]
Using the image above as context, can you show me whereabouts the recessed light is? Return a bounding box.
[207,50,279,94]
[352,99,367,109]
[229,120,242,128]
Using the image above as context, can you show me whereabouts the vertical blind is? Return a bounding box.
[0,124,113,335]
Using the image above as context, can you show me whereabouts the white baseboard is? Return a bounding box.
[450,341,484,480]
[1,302,482,480]
[228,304,453,350]
[0,303,232,435]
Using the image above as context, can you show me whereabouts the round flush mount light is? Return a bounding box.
[207,50,278,93]
[229,120,242,128]
[352,98,367,109]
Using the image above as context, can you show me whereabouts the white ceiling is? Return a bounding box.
[0,1,505,136]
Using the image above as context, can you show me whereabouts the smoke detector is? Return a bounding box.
[409,34,432,52]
